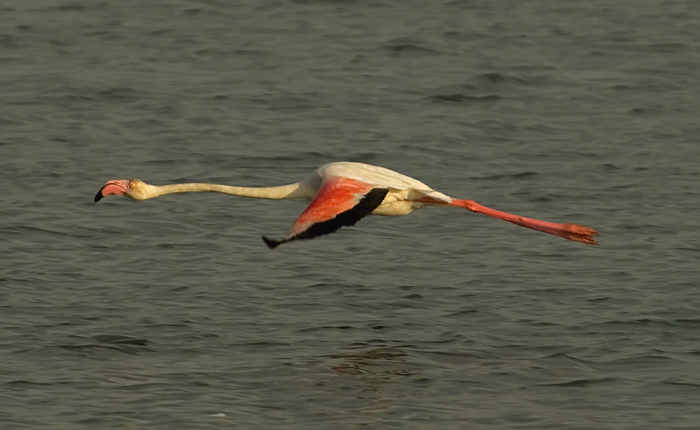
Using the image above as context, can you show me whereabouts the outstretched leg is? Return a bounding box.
[415,196,600,245]
[451,199,600,245]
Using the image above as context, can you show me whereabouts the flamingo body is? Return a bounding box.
[95,162,600,248]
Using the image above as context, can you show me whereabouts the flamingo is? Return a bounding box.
[94,161,599,248]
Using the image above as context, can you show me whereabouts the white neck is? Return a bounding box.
[137,182,307,200]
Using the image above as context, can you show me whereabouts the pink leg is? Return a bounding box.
[418,197,600,245]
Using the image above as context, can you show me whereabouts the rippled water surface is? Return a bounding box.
[2,1,700,429]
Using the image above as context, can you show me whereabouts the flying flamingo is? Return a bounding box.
[94,162,599,248]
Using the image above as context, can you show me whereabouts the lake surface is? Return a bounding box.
[2,1,700,428]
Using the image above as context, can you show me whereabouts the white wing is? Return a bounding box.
[317,162,453,203]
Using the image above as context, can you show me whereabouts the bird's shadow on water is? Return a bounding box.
[320,342,414,378]
[300,341,422,423]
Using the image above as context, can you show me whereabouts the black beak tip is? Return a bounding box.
[94,190,104,203]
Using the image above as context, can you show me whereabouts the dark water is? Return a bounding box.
[2,1,700,428]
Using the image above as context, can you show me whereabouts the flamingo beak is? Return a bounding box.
[94,180,130,202]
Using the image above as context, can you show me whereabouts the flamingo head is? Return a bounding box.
[94,179,153,202]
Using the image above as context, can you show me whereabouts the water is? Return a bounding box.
[2,0,700,428]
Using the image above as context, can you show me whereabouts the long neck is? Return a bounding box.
[147,182,306,200]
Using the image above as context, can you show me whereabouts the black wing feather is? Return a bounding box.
[262,188,389,249]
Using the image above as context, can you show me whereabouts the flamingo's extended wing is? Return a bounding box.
[263,177,388,249]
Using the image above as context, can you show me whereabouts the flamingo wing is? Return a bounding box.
[262,176,389,249]
[318,162,452,203]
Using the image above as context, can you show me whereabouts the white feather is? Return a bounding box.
[316,162,453,203]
